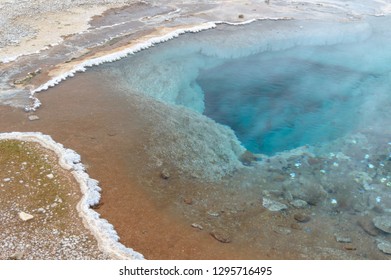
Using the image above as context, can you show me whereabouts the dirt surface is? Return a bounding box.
[0,139,108,259]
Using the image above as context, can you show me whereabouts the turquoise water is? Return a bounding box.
[105,17,391,156]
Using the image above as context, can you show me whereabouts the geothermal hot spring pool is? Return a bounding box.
[16,16,391,258]
[102,17,391,157]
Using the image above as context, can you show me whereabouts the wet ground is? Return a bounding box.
[1,65,390,259]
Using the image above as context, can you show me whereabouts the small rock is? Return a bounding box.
[46,174,54,179]
[377,241,391,255]
[335,235,352,243]
[8,251,24,260]
[291,223,302,230]
[357,216,380,236]
[160,169,170,179]
[289,181,327,205]
[210,231,231,243]
[191,223,203,230]
[294,213,311,223]
[3,178,11,182]
[18,211,34,221]
[290,199,308,208]
[262,197,288,212]
[28,115,40,121]
[373,216,391,233]
[343,245,357,251]
[207,211,220,217]
[238,14,244,19]
[273,226,292,235]
[183,198,193,205]
[36,208,46,214]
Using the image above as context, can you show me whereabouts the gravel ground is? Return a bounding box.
[0,139,108,260]
[0,0,136,48]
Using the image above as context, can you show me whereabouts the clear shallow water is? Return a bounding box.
[103,17,391,156]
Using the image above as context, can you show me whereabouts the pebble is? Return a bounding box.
[294,213,311,223]
[36,208,46,214]
[3,178,11,182]
[183,198,193,205]
[8,251,24,260]
[207,211,220,217]
[377,241,391,255]
[18,211,34,221]
[191,223,203,230]
[46,174,54,179]
[335,235,352,243]
[262,197,288,212]
[210,231,231,243]
[343,245,357,251]
[273,226,292,235]
[160,169,170,179]
[290,199,308,208]
[373,216,391,233]
[357,217,380,236]
[28,115,40,121]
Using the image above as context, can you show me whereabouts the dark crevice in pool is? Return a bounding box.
[197,54,368,156]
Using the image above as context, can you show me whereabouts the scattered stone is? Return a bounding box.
[36,208,46,214]
[3,178,11,182]
[207,211,220,217]
[8,251,24,260]
[373,216,391,233]
[18,211,34,221]
[210,231,231,243]
[55,196,63,203]
[183,198,193,205]
[289,181,327,205]
[273,226,292,235]
[262,197,288,212]
[291,223,302,230]
[191,223,203,230]
[343,245,357,251]
[238,14,244,19]
[377,241,391,255]
[294,213,311,223]
[290,199,308,208]
[357,216,380,236]
[160,169,170,179]
[46,173,54,179]
[28,115,40,121]
[335,235,352,243]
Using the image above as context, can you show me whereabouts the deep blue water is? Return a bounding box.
[106,17,391,156]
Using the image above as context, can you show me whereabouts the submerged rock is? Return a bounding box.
[335,235,352,243]
[160,169,170,179]
[28,115,40,121]
[294,213,311,223]
[373,216,391,233]
[262,197,288,212]
[210,231,231,243]
[377,241,391,255]
[290,199,308,208]
[357,216,380,236]
[289,180,328,206]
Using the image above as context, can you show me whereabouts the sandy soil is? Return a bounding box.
[0,138,108,259]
